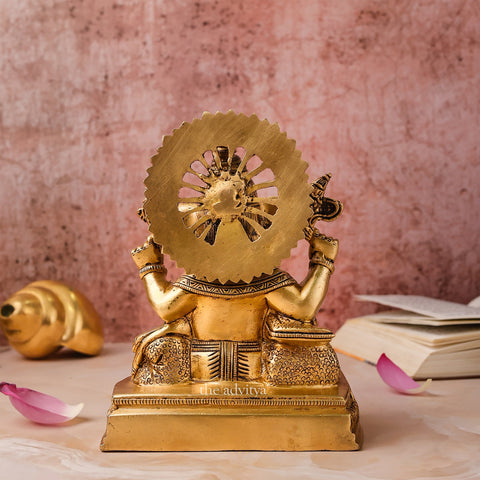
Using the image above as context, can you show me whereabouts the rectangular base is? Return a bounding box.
[101,373,362,451]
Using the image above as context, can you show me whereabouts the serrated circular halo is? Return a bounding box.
[144,111,312,283]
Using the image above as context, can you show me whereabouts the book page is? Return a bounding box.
[468,296,480,308]
[355,295,480,320]
[355,319,480,347]
[354,310,480,326]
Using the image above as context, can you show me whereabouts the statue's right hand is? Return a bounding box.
[131,235,164,269]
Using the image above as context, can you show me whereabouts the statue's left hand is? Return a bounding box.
[131,235,164,269]
[131,326,168,377]
[304,227,339,261]
[131,318,192,377]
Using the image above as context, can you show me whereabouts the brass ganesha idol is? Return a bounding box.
[101,111,361,451]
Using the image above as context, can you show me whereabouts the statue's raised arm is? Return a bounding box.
[131,236,196,379]
[266,227,338,322]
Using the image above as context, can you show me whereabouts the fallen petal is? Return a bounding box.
[0,382,83,424]
[376,354,432,394]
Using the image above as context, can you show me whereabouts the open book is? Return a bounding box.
[331,295,480,379]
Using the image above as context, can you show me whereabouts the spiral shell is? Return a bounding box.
[0,280,103,359]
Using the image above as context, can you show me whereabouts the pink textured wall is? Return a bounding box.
[1,1,479,343]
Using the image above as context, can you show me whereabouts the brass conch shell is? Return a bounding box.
[0,280,103,359]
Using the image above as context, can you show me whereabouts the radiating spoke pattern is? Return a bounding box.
[178,146,278,245]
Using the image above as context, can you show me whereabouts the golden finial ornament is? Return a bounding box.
[101,112,362,452]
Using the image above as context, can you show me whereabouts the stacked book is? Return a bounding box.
[332,295,480,379]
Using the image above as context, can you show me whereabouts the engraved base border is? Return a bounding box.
[100,372,362,451]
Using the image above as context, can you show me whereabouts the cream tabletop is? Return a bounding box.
[0,344,478,480]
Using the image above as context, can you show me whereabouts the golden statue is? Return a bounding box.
[101,112,361,451]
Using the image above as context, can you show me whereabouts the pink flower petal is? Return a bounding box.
[376,354,432,394]
[0,382,83,424]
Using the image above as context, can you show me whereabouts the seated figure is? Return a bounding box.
[131,227,340,387]
[101,113,362,453]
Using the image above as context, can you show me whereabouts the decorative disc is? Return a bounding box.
[144,111,312,283]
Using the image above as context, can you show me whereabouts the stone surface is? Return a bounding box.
[0,1,479,342]
[0,344,479,479]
